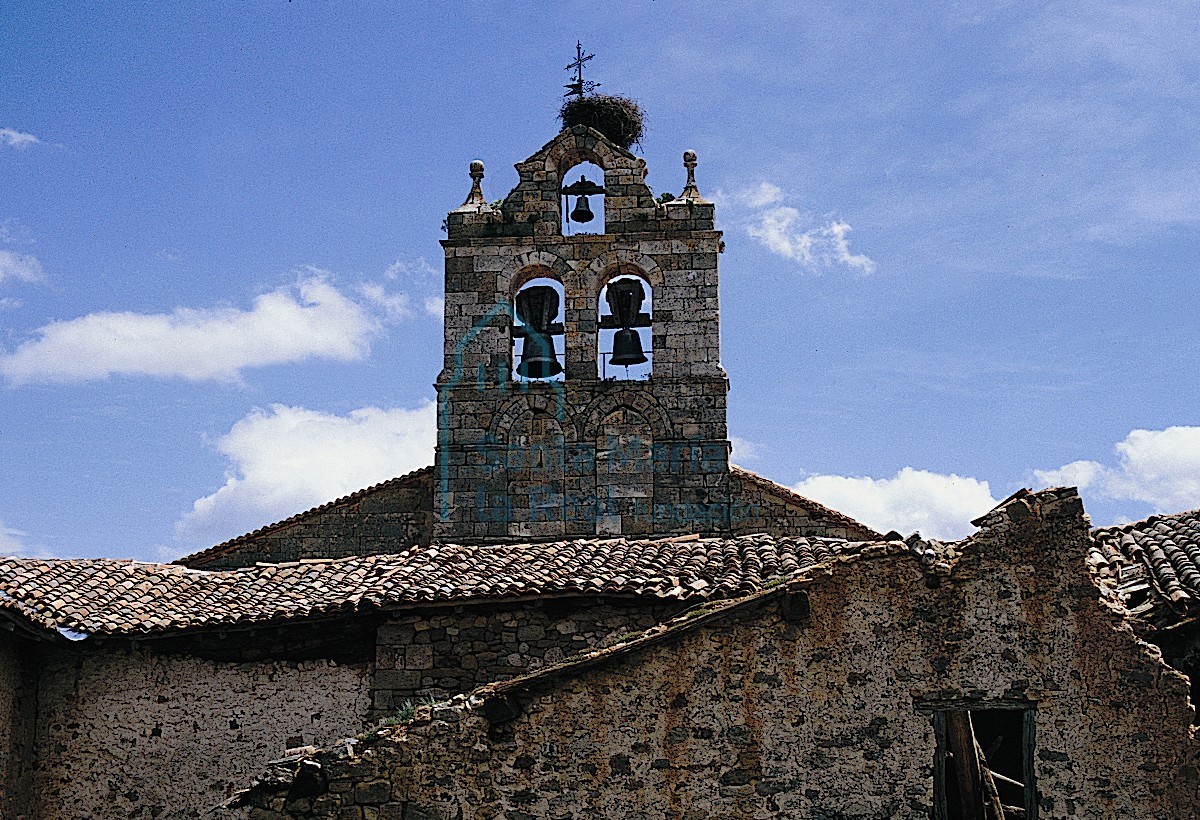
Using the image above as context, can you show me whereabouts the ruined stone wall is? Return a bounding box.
[33,647,372,819]
[233,489,1200,819]
[185,468,433,570]
[371,598,676,717]
[728,467,879,541]
[0,632,36,820]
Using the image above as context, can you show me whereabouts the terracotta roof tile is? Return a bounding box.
[1091,508,1200,625]
[0,534,884,639]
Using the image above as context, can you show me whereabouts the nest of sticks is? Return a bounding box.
[559,94,645,149]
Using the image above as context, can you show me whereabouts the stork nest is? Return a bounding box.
[559,94,645,150]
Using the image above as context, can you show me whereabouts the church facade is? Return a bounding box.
[1,122,1199,819]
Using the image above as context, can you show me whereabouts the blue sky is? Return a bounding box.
[2,1,1197,560]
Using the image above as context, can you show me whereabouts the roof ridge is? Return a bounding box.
[730,465,883,538]
[175,464,434,568]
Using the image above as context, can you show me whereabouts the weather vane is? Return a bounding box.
[564,40,600,98]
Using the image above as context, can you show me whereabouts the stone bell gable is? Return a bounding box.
[435,124,731,543]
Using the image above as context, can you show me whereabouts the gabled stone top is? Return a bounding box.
[445,125,716,241]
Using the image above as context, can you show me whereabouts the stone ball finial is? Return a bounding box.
[683,149,697,166]
[469,159,485,178]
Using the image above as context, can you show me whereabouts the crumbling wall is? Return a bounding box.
[371,598,674,716]
[183,468,433,569]
[0,632,37,820]
[232,488,1200,819]
[33,647,372,819]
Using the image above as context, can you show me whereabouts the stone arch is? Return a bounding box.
[505,407,568,539]
[497,250,573,299]
[544,138,620,177]
[489,392,577,444]
[580,388,673,441]
[583,251,664,296]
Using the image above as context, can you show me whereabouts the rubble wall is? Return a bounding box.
[33,648,372,819]
[371,599,674,716]
[233,488,1200,819]
[0,632,36,819]
[728,468,879,540]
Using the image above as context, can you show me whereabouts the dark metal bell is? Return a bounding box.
[610,328,647,367]
[570,195,595,223]
[517,330,563,378]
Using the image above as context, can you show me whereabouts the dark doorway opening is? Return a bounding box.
[934,707,1036,820]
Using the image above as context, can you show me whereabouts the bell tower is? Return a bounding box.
[434,122,730,543]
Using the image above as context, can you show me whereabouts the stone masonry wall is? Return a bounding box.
[436,126,730,543]
[186,468,433,570]
[370,598,676,717]
[232,488,1200,819]
[728,467,879,541]
[33,647,372,819]
[0,632,37,820]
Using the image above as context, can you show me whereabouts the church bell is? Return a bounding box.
[515,285,564,379]
[610,327,648,367]
[569,195,594,223]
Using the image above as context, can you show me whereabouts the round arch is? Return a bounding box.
[580,388,673,441]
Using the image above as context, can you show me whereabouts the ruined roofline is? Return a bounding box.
[1090,505,1200,629]
[175,465,435,568]
[231,485,1096,811]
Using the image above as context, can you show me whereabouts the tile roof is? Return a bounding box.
[1090,508,1200,626]
[0,534,882,640]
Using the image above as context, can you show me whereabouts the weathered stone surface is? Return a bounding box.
[227,489,1200,819]
[0,632,36,820]
[33,649,371,818]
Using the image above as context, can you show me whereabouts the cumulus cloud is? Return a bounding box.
[1035,426,1200,513]
[721,184,876,275]
[0,276,378,385]
[794,467,998,539]
[175,402,437,548]
[0,128,40,149]
[0,519,52,559]
[0,250,44,284]
[729,435,761,463]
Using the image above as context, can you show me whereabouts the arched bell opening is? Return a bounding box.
[560,161,606,236]
[597,269,652,380]
[511,274,566,383]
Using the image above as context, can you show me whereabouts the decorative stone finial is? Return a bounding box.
[680,150,708,203]
[462,160,486,207]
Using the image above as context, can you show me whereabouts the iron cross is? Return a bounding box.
[564,41,600,98]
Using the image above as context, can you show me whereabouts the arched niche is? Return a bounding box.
[560,160,606,236]
[597,266,653,380]
[594,407,654,536]
[511,268,565,383]
[506,408,568,539]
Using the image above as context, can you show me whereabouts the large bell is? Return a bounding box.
[517,329,562,378]
[610,328,648,367]
[514,285,563,379]
[569,195,595,223]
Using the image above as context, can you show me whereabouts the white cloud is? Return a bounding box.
[423,296,445,318]
[359,282,413,321]
[384,256,438,282]
[722,184,876,275]
[0,276,377,385]
[794,467,998,539]
[0,128,40,149]
[0,250,44,284]
[175,402,437,548]
[729,435,761,463]
[0,519,52,559]
[1035,426,1200,513]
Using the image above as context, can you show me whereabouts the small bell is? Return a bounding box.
[610,328,648,367]
[570,195,595,223]
[517,330,563,378]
